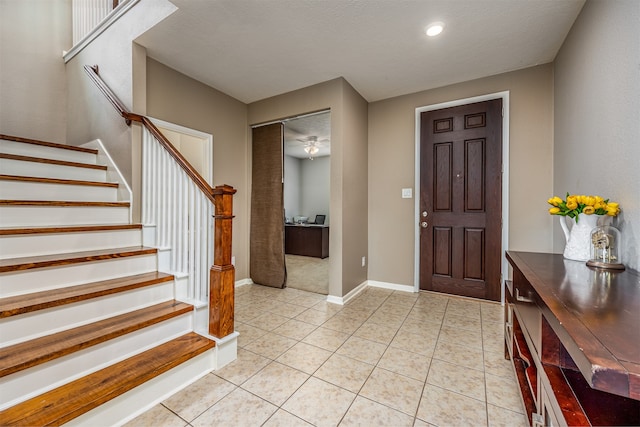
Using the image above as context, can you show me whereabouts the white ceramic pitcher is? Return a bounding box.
[559,213,600,261]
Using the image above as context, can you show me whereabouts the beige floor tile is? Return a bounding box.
[443,311,482,333]
[282,377,356,427]
[390,329,437,357]
[353,321,399,344]
[487,404,528,427]
[485,373,525,413]
[482,318,505,337]
[399,318,442,339]
[412,418,436,427]
[446,298,482,319]
[290,293,326,308]
[322,314,365,334]
[417,384,487,427]
[277,341,333,374]
[427,358,486,401]
[377,301,413,317]
[192,388,277,427]
[433,340,484,371]
[272,318,317,341]
[483,350,515,379]
[340,396,414,427]
[241,362,309,406]
[406,308,446,325]
[482,327,507,354]
[124,404,187,427]
[243,332,298,359]
[214,348,271,385]
[337,336,388,365]
[302,326,350,351]
[162,373,236,422]
[359,367,424,415]
[387,291,420,304]
[481,302,504,324]
[235,321,269,348]
[295,307,336,325]
[311,300,344,315]
[267,301,309,318]
[244,312,291,331]
[338,307,374,322]
[377,347,431,381]
[438,324,484,350]
[313,353,375,393]
[263,409,314,427]
[367,310,407,327]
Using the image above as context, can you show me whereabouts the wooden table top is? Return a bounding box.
[506,251,640,400]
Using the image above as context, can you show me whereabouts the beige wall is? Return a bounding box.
[146,58,250,279]
[0,0,71,143]
[65,0,176,183]
[368,65,554,286]
[248,78,369,297]
[553,0,639,271]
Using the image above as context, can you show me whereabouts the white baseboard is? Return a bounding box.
[366,280,416,293]
[235,278,253,288]
[326,280,367,305]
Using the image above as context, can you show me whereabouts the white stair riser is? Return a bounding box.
[0,205,129,227]
[0,139,97,164]
[0,281,175,347]
[67,349,215,427]
[0,229,142,260]
[0,181,118,202]
[1,254,157,298]
[0,158,107,182]
[0,314,193,410]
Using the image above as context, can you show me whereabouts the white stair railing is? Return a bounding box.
[142,126,213,304]
[72,0,114,45]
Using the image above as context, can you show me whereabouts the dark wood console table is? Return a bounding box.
[285,225,329,258]
[505,251,639,426]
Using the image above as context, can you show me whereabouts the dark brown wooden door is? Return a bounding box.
[419,99,502,301]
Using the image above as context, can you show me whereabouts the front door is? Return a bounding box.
[419,99,502,301]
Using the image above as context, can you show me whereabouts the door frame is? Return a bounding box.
[413,91,510,304]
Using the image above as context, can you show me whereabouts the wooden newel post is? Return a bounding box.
[209,184,237,338]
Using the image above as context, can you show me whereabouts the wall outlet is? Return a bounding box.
[402,188,413,198]
[362,256,366,267]
[231,256,236,266]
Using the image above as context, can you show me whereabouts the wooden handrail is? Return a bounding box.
[83,64,215,203]
[85,63,237,339]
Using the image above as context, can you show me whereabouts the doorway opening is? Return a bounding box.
[414,92,510,303]
[283,111,331,295]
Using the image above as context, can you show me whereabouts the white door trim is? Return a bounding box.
[149,117,214,186]
[414,91,510,304]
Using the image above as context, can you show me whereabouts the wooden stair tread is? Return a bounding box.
[0,271,174,318]
[0,332,215,426]
[0,174,118,188]
[0,300,193,378]
[0,134,99,155]
[0,246,157,273]
[0,224,142,236]
[0,153,107,170]
[0,200,129,207]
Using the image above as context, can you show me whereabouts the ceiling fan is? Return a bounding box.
[295,136,329,159]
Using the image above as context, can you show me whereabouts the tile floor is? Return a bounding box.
[127,285,527,427]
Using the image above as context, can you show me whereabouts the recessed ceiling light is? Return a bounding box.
[426,22,445,37]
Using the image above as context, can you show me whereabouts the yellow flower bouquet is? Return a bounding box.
[547,193,620,222]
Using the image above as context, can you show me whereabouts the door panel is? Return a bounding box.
[420,99,502,301]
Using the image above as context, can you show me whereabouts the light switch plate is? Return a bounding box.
[402,188,413,199]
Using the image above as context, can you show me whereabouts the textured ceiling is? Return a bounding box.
[136,0,584,104]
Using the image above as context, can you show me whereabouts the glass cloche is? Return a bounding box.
[586,224,625,270]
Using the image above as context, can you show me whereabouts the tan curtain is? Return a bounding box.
[250,123,286,288]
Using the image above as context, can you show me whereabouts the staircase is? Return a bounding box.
[0,135,217,426]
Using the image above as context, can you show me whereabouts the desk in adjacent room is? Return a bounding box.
[285,224,329,258]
